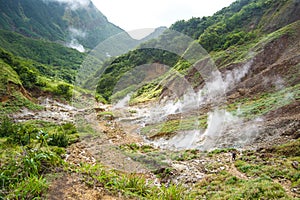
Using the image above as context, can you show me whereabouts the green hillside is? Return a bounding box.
[0,29,86,83]
[95,0,300,103]
[0,0,123,49]
[171,0,300,51]
[0,46,75,114]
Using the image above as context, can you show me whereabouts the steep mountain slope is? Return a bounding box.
[0,29,85,83]
[95,0,300,102]
[171,0,300,51]
[79,26,168,91]
[0,45,78,115]
[0,0,126,112]
[0,0,123,49]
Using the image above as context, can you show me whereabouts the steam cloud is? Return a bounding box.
[136,59,260,150]
[66,27,86,52]
[41,0,89,51]
[44,0,90,10]
[67,39,85,52]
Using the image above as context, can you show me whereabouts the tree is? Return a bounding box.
[56,83,72,100]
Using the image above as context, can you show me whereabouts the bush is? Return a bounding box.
[48,132,69,147]
[19,68,37,89]
[7,175,48,199]
[1,148,62,199]
[61,123,77,134]
[51,146,66,157]
[0,116,14,137]
[55,83,73,100]
[6,123,38,146]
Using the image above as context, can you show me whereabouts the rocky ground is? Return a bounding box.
[11,96,299,199]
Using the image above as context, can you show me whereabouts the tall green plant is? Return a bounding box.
[0,115,14,137]
[48,132,69,147]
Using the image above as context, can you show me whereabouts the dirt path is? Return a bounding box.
[47,111,148,199]
[228,163,249,180]
[46,173,103,200]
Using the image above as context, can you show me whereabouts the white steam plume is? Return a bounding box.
[66,27,86,52]
[67,39,85,52]
[198,109,263,150]
[139,59,259,150]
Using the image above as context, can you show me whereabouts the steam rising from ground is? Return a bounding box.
[199,109,263,150]
[133,59,262,150]
[66,39,85,52]
[42,0,89,51]
[78,26,267,151]
[66,28,86,52]
[145,60,253,124]
[69,28,87,38]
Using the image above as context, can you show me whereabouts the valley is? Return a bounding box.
[1,0,300,199]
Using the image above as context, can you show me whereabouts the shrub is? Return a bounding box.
[48,132,69,147]
[0,116,14,137]
[55,83,73,100]
[61,123,77,134]
[5,123,38,146]
[19,68,37,89]
[1,149,61,199]
[7,175,48,199]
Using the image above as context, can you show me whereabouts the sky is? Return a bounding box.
[91,0,236,31]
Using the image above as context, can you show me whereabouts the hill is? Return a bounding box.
[0,29,86,83]
[95,0,300,103]
[0,0,123,49]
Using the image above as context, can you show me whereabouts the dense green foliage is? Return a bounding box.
[0,118,77,199]
[0,30,86,83]
[0,31,87,113]
[0,116,77,147]
[0,48,39,89]
[0,46,74,104]
[0,0,122,49]
[171,0,300,52]
[1,147,61,199]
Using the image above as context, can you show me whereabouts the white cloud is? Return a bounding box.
[44,0,90,10]
[92,0,235,31]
